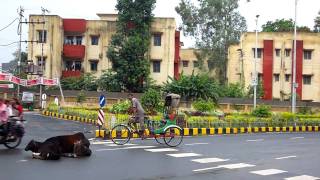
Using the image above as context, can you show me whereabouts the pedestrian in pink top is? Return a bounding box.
[0,98,8,123]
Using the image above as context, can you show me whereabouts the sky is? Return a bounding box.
[0,0,319,64]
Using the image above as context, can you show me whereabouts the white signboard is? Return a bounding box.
[22,92,34,102]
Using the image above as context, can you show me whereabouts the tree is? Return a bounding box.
[314,11,320,32]
[221,83,245,98]
[262,19,311,32]
[60,73,97,91]
[141,88,161,115]
[96,70,122,92]
[107,0,156,93]
[162,73,219,102]
[3,50,27,74]
[176,0,247,83]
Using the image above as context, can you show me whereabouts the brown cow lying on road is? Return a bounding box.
[25,132,92,160]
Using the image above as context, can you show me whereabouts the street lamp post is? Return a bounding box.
[254,15,259,109]
[292,0,298,113]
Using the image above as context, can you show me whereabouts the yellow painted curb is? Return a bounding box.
[218,128,223,134]
[201,128,206,135]
[301,126,306,132]
[233,128,238,134]
[95,130,105,138]
[315,126,319,132]
[226,127,230,134]
[247,127,252,133]
[184,128,189,136]
[268,127,273,132]
[261,127,266,132]
[282,127,287,132]
[275,127,280,132]
[193,128,198,136]
[289,126,293,132]
[240,127,245,133]
[254,127,259,133]
[308,126,313,132]
[296,126,300,132]
[209,128,215,135]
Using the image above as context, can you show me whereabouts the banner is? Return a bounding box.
[0,73,58,87]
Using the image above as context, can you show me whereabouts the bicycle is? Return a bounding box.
[111,93,183,147]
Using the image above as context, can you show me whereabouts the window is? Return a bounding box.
[90,61,98,71]
[91,35,99,45]
[275,49,281,57]
[65,36,74,45]
[285,74,290,82]
[252,48,262,58]
[193,61,199,68]
[152,60,161,73]
[37,57,46,70]
[76,36,82,45]
[182,60,189,67]
[304,50,312,60]
[65,60,82,71]
[38,30,47,43]
[285,49,291,57]
[153,34,161,46]
[303,75,312,85]
[274,74,280,82]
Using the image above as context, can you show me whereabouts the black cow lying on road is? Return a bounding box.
[25,132,92,160]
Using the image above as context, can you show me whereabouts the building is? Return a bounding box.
[27,14,181,85]
[228,32,320,102]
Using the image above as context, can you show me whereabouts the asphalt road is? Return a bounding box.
[1,112,320,180]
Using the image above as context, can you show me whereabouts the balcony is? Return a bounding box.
[63,19,86,33]
[63,45,85,59]
[62,70,82,78]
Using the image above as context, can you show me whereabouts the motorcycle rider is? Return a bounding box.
[0,98,9,136]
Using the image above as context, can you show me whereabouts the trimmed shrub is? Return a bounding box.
[251,105,271,117]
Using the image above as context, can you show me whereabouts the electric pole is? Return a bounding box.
[17,6,24,98]
[40,7,49,108]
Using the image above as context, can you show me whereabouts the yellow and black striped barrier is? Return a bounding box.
[42,110,97,126]
[42,111,320,139]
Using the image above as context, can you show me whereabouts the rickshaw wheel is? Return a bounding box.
[154,134,165,144]
[111,124,131,145]
[164,127,183,147]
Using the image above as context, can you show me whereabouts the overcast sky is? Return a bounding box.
[0,0,319,63]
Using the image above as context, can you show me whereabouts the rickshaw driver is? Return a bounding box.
[127,93,146,139]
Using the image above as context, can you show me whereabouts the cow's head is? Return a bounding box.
[73,140,92,157]
[25,140,39,152]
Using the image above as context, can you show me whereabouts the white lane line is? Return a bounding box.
[91,141,114,145]
[185,143,209,146]
[246,139,264,142]
[145,148,178,152]
[285,175,320,180]
[290,137,304,140]
[193,163,255,172]
[16,160,28,163]
[191,158,229,164]
[167,153,201,158]
[95,145,155,151]
[250,169,287,176]
[106,143,136,147]
[275,156,297,160]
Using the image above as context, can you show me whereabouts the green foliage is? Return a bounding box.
[192,99,215,113]
[246,81,264,98]
[314,11,320,32]
[141,89,161,115]
[221,83,245,98]
[109,100,131,114]
[251,105,272,117]
[298,106,313,114]
[96,70,122,92]
[162,73,219,102]
[61,73,97,91]
[76,91,86,103]
[262,19,311,32]
[107,0,156,92]
[175,0,247,83]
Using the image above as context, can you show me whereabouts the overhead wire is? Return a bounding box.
[0,18,19,32]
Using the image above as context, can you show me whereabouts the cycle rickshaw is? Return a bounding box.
[110,93,184,147]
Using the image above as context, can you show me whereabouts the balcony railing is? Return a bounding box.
[62,70,81,78]
[63,45,85,59]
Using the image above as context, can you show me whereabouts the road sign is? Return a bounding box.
[99,95,106,107]
[42,93,47,100]
[98,109,105,126]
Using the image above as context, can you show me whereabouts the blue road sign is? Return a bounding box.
[99,95,106,107]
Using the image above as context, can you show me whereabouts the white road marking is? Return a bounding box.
[250,169,287,176]
[275,156,297,160]
[16,160,28,162]
[285,175,320,180]
[290,137,304,140]
[246,139,264,142]
[145,148,178,152]
[191,158,229,164]
[91,141,113,145]
[185,143,209,146]
[167,153,202,158]
[106,143,136,147]
[193,163,255,172]
[95,145,155,151]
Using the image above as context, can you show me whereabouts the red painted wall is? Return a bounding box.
[294,40,303,99]
[63,19,86,33]
[63,45,85,59]
[263,40,273,100]
[174,31,180,79]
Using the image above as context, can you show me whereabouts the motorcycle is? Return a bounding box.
[0,117,25,149]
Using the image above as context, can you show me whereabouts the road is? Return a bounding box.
[0,112,320,180]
